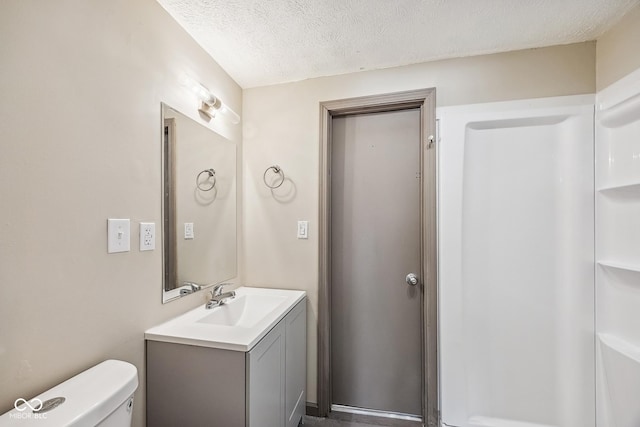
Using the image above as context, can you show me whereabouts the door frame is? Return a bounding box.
[317,88,438,425]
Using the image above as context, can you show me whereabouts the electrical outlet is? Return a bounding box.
[184,222,194,239]
[140,222,155,251]
[107,219,130,253]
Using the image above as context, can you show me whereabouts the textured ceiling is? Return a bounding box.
[156,0,640,88]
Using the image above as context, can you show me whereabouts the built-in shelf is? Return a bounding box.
[599,333,640,365]
[598,182,640,196]
[595,65,640,427]
[598,333,640,426]
[598,261,640,274]
[598,90,640,128]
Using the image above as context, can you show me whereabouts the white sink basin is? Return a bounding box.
[145,287,305,351]
[197,294,287,327]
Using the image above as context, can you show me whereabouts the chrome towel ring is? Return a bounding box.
[196,168,216,191]
[263,165,285,189]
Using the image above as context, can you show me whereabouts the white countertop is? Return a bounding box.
[145,287,306,351]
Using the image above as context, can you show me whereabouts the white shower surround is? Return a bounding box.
[595,67,640,427]
[438,95,596,427]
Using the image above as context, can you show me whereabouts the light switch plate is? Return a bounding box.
[297,220,309,239]
[184,222,194,239]
[140,222,155,251]
[107,219,130,253]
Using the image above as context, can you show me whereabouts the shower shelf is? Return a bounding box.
[599,333,640,364]
[597,261,640,275]
[598,182,640,196]
[597,333,640,426]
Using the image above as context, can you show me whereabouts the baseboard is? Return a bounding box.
[305,402,320,417]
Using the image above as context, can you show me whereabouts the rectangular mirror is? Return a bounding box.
[161,103,237,303]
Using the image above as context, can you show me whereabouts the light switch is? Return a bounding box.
[140,222,155,251]
[107,219,130,253]
[297,221,309,239]
[184,222,194,239]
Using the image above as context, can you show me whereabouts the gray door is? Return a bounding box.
[330,108,422,417]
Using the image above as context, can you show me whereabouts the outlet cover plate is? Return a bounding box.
[140,222,155,251]
[184,222,194,239]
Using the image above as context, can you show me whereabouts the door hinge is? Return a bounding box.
[427,135,435,149]
[427,408,441,427]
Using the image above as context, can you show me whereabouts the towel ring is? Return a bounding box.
[263,165,285,189]
[196,168,216,191]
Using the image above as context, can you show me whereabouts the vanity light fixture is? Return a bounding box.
[182,75,240,125]
[198,96,241,125]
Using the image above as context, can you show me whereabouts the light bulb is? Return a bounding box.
[182,74,240,124]
[218,104,241,125]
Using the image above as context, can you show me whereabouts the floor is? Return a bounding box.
[303,412,423,427]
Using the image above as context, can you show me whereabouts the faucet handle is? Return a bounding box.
[180,282,202,295]
[211,283,232,297]
[185,282,201,291]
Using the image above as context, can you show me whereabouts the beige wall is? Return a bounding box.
[0,1,241,425]
[596,3,640,90]
[241,42,596,404]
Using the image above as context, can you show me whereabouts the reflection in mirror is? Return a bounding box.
[162,103,237,303]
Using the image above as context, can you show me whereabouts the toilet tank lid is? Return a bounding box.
[0,359,138,427]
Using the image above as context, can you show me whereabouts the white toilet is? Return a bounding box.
[0,359,138,426]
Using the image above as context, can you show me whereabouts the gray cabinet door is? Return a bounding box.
[247,322,286,427]
[285,301,307,427]
[146,341,246,427]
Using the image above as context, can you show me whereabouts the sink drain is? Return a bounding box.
[35,397,65,413]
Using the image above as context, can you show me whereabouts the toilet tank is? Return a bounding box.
[0,360,138,427]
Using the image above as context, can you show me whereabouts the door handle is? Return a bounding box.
[406,273,419,286]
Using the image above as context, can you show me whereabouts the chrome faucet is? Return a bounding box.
[180,282,202,295]
[206,283,236,309]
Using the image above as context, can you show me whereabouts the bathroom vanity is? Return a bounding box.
[145,287,306,427]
